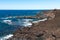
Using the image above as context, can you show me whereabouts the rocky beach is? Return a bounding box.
[7,9,60,40]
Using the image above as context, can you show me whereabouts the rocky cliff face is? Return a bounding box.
[7,9,60,40]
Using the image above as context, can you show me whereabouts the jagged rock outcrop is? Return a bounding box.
[7,9,60,40]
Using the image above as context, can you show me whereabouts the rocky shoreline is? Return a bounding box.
[7,9,60,40]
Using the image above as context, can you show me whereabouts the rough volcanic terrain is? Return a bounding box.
[8,10,60,40]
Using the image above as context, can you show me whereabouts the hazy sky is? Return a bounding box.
[0,0,60,10]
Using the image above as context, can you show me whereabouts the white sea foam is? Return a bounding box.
[20,19,33,27]
[2,19,33,26]
[2,18,47,27]
[32,18,47,23]
[0,34,13,40]
[23,18,47,27]
[23,22,32,27]
[3,20,12,25]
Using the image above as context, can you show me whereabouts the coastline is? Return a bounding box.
[7,9,60,40]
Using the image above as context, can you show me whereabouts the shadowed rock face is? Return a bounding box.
[7,9,60,40]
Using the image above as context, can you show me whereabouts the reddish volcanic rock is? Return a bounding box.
[7,9,60,40]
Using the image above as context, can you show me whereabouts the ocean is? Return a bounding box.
[0,10,46,40]
[0,10,41,17]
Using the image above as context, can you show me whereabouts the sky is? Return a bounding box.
[0,0,60,10]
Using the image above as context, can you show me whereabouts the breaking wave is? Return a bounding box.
[1,17,47,27]
[2,18,33,27]
[0,34,13,40]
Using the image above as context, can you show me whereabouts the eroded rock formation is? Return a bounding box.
[7,9,60,40]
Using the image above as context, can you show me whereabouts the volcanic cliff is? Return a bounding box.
[8,9,60,40]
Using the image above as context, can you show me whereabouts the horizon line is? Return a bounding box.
[0,8,59,10]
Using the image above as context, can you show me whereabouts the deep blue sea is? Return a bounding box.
[0,10,46,40]
[0,10,42,17]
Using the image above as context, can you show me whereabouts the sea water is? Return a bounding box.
[0,10,46,40]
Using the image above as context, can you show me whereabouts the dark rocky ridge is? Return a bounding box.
[7,9,60,40]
